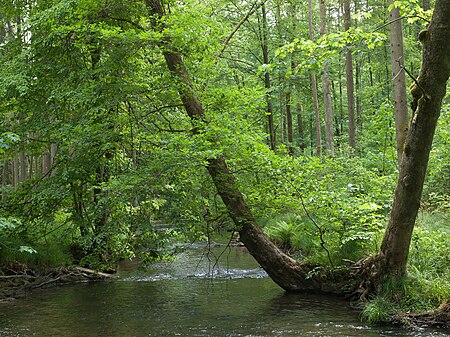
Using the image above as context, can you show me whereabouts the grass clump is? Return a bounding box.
[362,211,449,324]
[361,296,396,324]
[403,212,450,311]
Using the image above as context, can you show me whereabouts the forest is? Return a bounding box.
[0,0,449,328]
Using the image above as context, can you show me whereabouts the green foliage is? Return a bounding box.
[276,28,386,75]
[0,215,72,266]
[0,1,448,313]
[242,152,394,265]
[263,214,319,256]
[388,0,433,25]
[0,132,20,154]
[357,100,397,174]
[425,102,450,197]
[406,213,450,308]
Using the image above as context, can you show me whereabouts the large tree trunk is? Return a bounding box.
[379,0,450,280]
[144,0,331,292]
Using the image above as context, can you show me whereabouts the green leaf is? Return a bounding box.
[19,246,38,254]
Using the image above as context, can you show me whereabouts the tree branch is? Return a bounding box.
[373,15,430,32]
[284,177,334,267]
[218,0,267,58]
[101,14,145,31]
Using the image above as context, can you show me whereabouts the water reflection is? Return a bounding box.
[0,245,448,337]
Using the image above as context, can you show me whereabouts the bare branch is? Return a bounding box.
[218,0,267,58]
[395,57,430,100]
[373,15,430,32]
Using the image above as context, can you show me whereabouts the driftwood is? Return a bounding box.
[0,265,114,301]
[393,301,450,329]
[74,267,114,278]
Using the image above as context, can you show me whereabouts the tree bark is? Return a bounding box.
[355,59,362,130]
[297,102,305,153]
[389,0,409,166]
[1,161,8,200]
[344,0,356,151]
[308,0,322,156]
[286,91,293,154]
[19,152,26,182]
[12,157,19,188]
[50,143,57,176]
[319,0,334,155]
[261,4,276,152]
[42,151,51,176]
[379,0,450,280]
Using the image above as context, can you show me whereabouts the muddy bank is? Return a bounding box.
[0,263,114,302]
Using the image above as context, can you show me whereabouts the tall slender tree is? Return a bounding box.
[319,0,334,155]
[389,0,409,166]
[344,0,356,151]
[261,3,276,151]
[308,0,322,156]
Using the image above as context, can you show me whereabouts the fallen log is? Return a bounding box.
[74,267,115,278]
[0,265,115,302]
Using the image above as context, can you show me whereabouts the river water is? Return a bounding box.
[0,243,448,337]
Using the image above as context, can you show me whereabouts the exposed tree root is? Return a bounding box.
[0,263,114,302]
[345,256,450,329]
[392,301,450,329]
[346,255,383,305]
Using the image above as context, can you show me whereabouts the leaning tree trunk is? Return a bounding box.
[378,0,450,280]
[145,0,326,292]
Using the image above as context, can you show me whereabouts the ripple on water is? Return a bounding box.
[120,267,268,282]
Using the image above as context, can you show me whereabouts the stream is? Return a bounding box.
[0,243,448,336]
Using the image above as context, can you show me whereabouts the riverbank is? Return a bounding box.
[0,260,448,331]
[392,301,450,329]
[0,263,114,302]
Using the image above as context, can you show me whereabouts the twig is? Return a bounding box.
[101,14,145,31]
[0,274,36,279]
[396,58,431,100]
[373,15,430,32]
[32,276,61,289]
[285,179,334,267]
